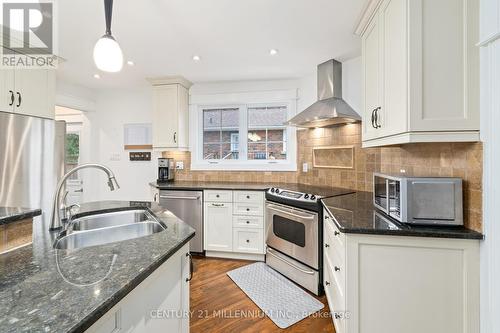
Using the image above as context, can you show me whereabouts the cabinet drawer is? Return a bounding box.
[232,228,264,254]
[324,257,346,333]
[324,209,345,247]
[233,215,264,229]
[233,191,264,204]
[233,202,263,216]
[324,218,346,265]
[204,190,232,203]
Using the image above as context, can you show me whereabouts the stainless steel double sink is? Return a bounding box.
[54,209,166,250]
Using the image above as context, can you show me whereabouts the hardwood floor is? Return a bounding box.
[190,256,335,333]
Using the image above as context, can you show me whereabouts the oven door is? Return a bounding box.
[265,202,318,269]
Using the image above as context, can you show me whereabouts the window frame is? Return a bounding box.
[191,100,297,171]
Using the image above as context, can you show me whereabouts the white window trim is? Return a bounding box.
[189,89,297,171]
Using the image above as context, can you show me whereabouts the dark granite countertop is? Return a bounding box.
[0,207,42,225]
[149,180,271,191]
[150,180,353,198]
[321,192,483,240]
[0,200,195,333]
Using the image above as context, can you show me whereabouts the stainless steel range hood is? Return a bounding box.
[286,59,360,128]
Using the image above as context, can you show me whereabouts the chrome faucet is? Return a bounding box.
[49,163,120,231]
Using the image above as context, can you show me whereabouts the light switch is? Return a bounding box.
[302,162,308,172]
[176,161,184,170]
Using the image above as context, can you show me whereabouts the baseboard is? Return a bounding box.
[205,251,265,262]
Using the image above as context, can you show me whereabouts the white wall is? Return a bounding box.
[81,88,158,202]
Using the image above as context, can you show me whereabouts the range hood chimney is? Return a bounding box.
[286,59,360,128]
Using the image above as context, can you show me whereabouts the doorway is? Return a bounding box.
[55,106,84,205]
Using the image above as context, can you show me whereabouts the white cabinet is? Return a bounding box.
[322,209,480,333]
[86,243,191,333]
[204,201,233,251]
[149,76,192,150]
[356,0,480,147]
[204,190,265,259]
[233,228,264,253]
[0,68,55,119]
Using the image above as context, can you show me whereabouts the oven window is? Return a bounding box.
[273,216,306,247]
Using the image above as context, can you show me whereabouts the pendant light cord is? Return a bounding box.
[104,0,113,36]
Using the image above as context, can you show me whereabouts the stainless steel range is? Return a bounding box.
[265,185,354,295]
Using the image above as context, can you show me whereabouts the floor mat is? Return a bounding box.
[227,262,324,329]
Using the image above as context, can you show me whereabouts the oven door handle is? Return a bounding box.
[266,204,315,220]
[267,249,315,275]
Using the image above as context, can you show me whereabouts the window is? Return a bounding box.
[193,100,297,171]
[247,106,287,160]
[202,108,239,160]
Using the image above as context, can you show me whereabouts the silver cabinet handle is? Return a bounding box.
[267,204,315,220]
[173,132,177,143]
[159,195,200,200]
[267,249,315,275]
[185,253,193,282]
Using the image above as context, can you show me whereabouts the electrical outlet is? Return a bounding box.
[302,162,308,173]
[176,161,184,170]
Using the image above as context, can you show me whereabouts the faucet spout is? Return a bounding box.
[49,163,119,231]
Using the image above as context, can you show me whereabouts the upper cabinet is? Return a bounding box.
[148,76,192,150]
[356,0,480,148]
[0,68,55,119]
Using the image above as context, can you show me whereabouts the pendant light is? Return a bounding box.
[93,0,123,72]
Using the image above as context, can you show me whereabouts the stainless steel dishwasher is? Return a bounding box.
[159,190,203,253]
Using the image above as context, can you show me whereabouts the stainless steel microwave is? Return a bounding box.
[373,173,463,226]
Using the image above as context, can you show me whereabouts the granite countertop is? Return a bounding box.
[149,180,352,197]
[321,192,483,240]
[149,180,272,191]
[0,200,195,333]
[0,207,42,225]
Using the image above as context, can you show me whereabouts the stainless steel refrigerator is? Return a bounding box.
[0,111,66,232]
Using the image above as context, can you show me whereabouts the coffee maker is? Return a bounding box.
[158,158,175,183]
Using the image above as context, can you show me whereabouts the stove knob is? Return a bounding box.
[270,188,275,193]
[304,194,309,199]
[311,195,316,200]
[275,189,280,194]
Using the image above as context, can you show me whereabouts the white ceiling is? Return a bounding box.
[56,0,365,89]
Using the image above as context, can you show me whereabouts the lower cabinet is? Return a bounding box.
[86,243,191,333]
[233,227,264,253]
[204,201,233,251]
[204,190,265,259]
[323,209,480,333]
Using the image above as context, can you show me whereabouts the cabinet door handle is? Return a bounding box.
[246,221,250,224]
[374,107,381,128]
[16,92,21,107]
[334,266,341,272]
[173,131,177,143]
[325,281,331,286]
[211,203,224,207]
[185,253,193,282]
[8,90,14,106]
[246,239,250,243]
[325,243,330,248]
[334,231,340,236]
[246,195,250,199]
[154,193,158,202]
[371,108,376,128]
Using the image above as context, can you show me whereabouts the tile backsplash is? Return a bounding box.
[163,123,482,232]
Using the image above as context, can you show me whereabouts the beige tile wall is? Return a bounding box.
[163,123,483,231]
